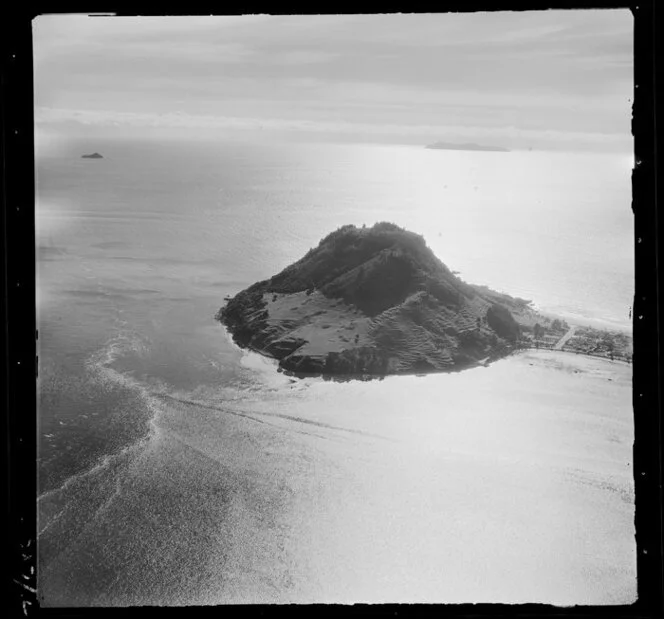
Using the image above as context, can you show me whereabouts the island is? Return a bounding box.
[425,142,509,152]
[81,152,103,159]
[217,222,574,380]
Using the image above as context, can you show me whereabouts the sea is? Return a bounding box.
[36,136,636,605]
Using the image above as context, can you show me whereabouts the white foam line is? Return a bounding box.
[37,422,156,508]
[38,331,164,512]
[37,444,132,537]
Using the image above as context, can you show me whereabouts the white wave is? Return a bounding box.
[219,324,293,388]
[38,329,165,517]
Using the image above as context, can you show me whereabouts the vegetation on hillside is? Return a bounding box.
[218,222,579,378]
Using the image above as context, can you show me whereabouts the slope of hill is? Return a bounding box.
[218,222,533,379]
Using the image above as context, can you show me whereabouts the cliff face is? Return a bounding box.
[218,222,529,379]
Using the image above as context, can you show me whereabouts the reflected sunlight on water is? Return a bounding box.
[36,137,635,606]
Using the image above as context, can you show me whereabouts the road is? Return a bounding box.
[553,325,576,350]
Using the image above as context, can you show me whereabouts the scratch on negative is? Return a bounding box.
[14,579,36,594]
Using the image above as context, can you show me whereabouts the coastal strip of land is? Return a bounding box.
[218,222,632,379]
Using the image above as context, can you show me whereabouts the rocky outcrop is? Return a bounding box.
[217,222,529,380]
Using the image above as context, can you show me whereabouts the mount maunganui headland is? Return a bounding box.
[217,223,548,379]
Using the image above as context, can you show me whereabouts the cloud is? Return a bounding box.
[35,106,631,151]
[268,50,340,65]
[32,12,633,151]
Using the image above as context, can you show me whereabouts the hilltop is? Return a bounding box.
[217,223,551,379]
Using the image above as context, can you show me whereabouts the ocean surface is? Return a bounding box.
[36,136,635,605]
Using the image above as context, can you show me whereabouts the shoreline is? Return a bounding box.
[222,324,632,382]
[511,346,632,366]
[218,295,632,382]
[216,224,631,381]
[533,306,631,334]
[220,312,514,382]
[227,327,631,386]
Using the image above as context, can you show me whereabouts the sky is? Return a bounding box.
[33,11,633,151]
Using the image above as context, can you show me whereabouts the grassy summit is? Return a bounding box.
[268,222,477,313]
[218,222,533,378]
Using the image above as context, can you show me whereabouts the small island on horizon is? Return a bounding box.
[426,141,510,152]
[81,152,103,159]
[217,223,632,380]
